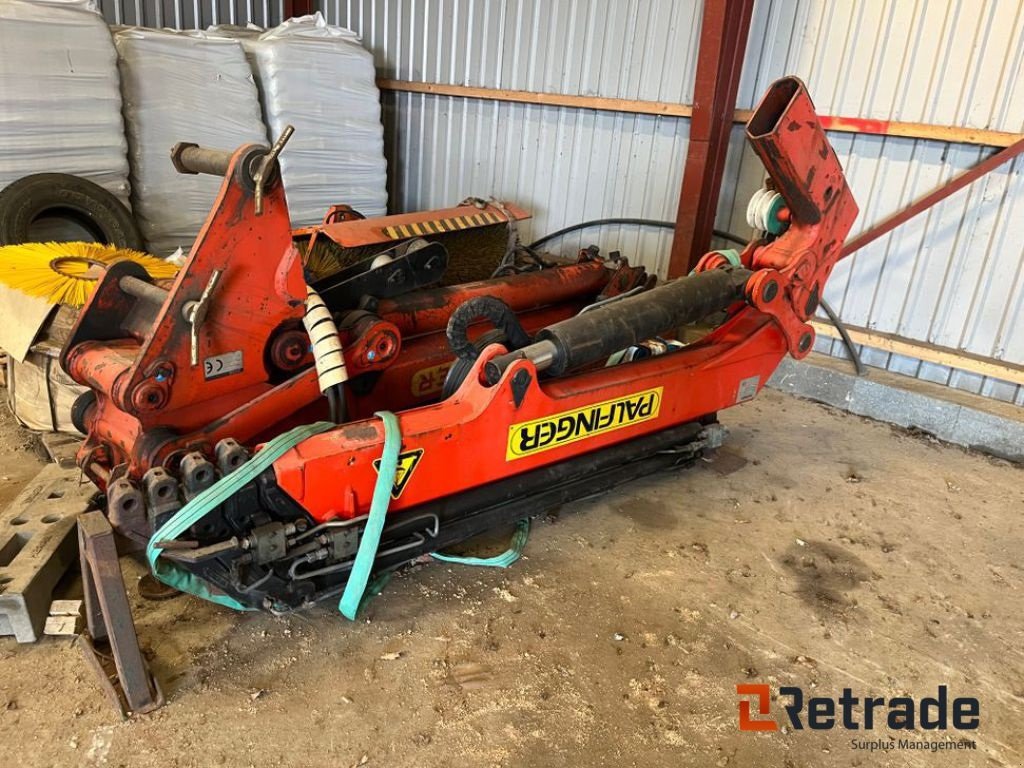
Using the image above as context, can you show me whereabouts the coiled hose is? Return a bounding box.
[303,287,350,423]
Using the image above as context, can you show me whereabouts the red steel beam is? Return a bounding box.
[842,136,1024,257]
[668,0,756,278]
[283,0,315,18]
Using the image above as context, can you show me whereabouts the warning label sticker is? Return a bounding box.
[506,387,663,461]
[373,448,425,499]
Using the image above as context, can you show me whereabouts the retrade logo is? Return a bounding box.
[737,684,777,731]
[736,684,980,739]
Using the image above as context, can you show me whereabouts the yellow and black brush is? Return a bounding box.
[0,241,179,307]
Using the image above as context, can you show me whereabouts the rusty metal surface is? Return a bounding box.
[735,77,859,358]
[63,142,308,485]
[721,4,1024,406]
[374,259,611,337]
[667,0,755,277]
[320,1,1024,406]
[299,202,530,246]
[840,136,1024,259]
[78,511,164,717]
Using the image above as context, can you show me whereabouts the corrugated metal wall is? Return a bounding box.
[97,0,1023,405]
[322,0,1024,406]
[728,0,1024,406]
[99,0,284,28]
[324,0,707,280]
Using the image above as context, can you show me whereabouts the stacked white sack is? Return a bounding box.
[0,0,129,202]
[235,14,388,226]
[113,28,267,257]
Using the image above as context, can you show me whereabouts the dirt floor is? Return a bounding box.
[0,390,1021,767]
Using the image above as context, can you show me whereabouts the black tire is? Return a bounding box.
[70,390,96,435]
[0,173,143,249]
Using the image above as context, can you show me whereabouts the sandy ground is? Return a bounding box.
[0,390,1021,767]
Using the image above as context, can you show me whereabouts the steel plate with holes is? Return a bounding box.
[0,464,96,642]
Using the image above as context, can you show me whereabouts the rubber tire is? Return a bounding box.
[0,173,143,249]
[70,390,96,436]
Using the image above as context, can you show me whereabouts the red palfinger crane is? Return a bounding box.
[62,76,857,613]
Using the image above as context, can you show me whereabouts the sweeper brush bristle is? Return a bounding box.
[0,241,179,307]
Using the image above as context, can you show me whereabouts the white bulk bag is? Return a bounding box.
[236,14,388,226]
[0,0,130,202]
[114,27,267,256]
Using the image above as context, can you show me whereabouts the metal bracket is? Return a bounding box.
[78,511,164,718]
[510,369,531,408]
[311,239,449,310]
[254,125,294,215]
[487,197,520,272]
[183,269,223,367]
[744,269,815,358]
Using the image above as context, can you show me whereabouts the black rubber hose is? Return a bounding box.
[326,383,348,424]
[819,298,866,376]
[446,296,531,361]
[526,217,747,250]
[334,383,348,423]
[326,386,339,424]
[442,329,507,399]
[528,217,864,375]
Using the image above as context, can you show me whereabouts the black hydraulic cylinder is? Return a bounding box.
[486,266,752,380]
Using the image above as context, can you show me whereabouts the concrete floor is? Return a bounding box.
[0,390,1021,767]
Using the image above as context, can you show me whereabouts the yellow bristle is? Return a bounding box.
[0,241,179,307]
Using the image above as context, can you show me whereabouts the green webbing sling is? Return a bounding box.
[431,519,530,568]
[147,410,528,617]
[338,411,401,619]
[146,421,335,610]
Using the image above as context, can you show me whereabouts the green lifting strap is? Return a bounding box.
[338,410,401,620]
[689,248,743,276]
[146,421,335,611]
[431,519,531,568]
[712,248,743,267]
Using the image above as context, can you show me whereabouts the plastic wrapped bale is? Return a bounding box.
[113,28,268,257]
[0,0,130,208]
[236,14,388,226]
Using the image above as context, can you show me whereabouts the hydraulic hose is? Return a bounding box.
[303,287,350,423]
[527,217,747,250]
[819,297,866,376]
